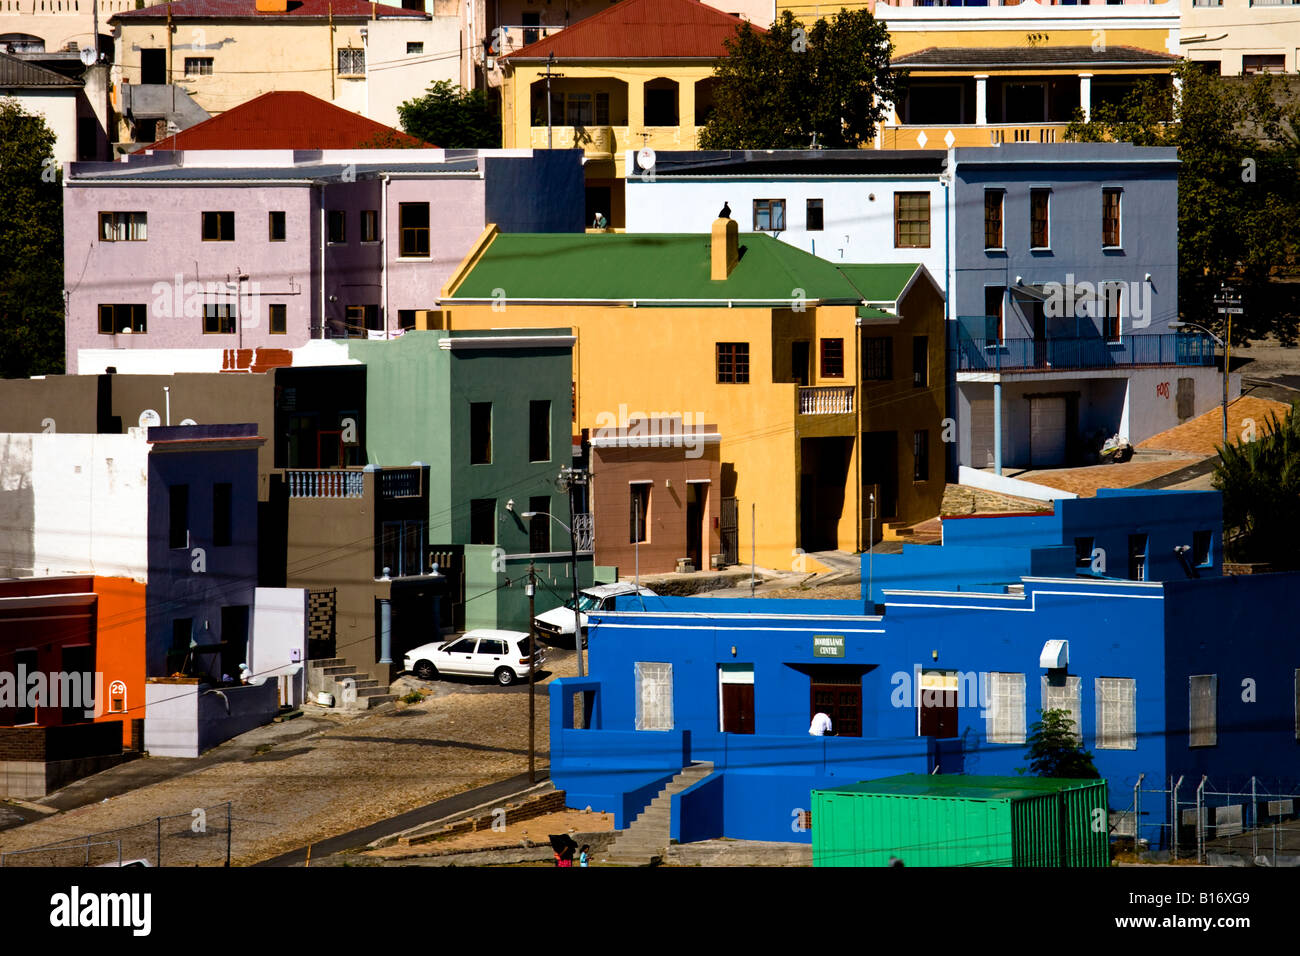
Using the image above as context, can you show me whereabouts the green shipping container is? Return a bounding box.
[812,774,1109,868]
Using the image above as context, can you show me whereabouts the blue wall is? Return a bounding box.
[483,150,585,233]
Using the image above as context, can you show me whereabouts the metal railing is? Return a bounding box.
[573,512,595,553]
[953,328,1216,373]
[286,469,364,499]
[378,468,421,499]
[494,22,563,53]
[799,386,855,414]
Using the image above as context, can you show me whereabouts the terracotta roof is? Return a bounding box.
[504,0,759,61]
[895,45,1180,69]
[1138,395,1292,455]
[0,51,82,88]
[112,0,425,20]
[144,91,429,149]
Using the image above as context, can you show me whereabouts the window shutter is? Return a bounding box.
[1189,674,1217,747]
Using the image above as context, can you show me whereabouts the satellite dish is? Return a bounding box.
[79,47,95,66]
[180,418,197,426]
[139,409,161,429]
[637,147,656,172]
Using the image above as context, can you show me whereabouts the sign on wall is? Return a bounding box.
[813,634,845,658]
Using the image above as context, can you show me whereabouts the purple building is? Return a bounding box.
[63,148,584,373]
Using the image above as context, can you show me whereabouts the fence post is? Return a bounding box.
[1171,775,1183,860]
[1196,776,1207,865]
[156,817,161,867]
[1251,777,1258,861]
[226,802,232,867]
[1134,774,1144,861]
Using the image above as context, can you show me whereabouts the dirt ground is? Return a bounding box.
[0,651,581,867]
[362,807,615,860]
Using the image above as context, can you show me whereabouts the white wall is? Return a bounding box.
[145,679,279,758]
[11,88,79,166]
[77,349,225,375]
[1121,367,1241,446]
[365,17,463,131]
[624,173,948,280]
[251,587,308,708]
[0,432,149,580]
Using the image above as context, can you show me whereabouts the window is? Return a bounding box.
[470,402,492,464]
[1074,536,1094,571]
[630,482,650,544]
[167,620,192,676]
[344,304,381,335]
[1102,283,1122,343]
[1127,533,1147,581]
[184,57,213,75]
[98,304,146,334]
[716,342,749,384]
[1189,675,1217,747]
[268,211,286,241]
[208,482,232,547]
[806,198,824,231]
[1193,530,1212,567]
[268,303,287,335]
[381,519,425,576]
[1102,188,1122,247]
[99,211,147,241]
[643,82,678,126]
[469,499,495,545]
[529,496,550,553]
[912,336,928,388]
[862,337,892,380]
[202,211,234,241]
[529,400,550,462]
[635,661,674,731]
[406,41,424,54]
[398,310,416,331]
[753,199,785,232]
[477,638,507,657]
[918,669,958,738]
[169,484,189,549]
[1243,54,1284,75]
[913,430,929,482]
[1030,189,1050,248]
[986,672,1025,744]
[984,286,1004,342]
[1096,677,1136,750]
[894,192,930,248]
[203,303,236,334]
[338,47,365,75]
[399,202,429,257]
[984,189,1003,249]
[328,210,346,244]
[1042,674,1082,742]
[820,338,844,378]
[811,666,862,738]
[360,210,378,243]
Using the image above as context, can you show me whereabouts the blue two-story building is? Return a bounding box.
[549,490,1297,849]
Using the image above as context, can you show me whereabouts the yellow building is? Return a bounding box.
[436,222,947,570]
[497,0,756,227]
[777,0,1181,149]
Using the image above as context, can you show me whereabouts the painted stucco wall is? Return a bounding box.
[144,678,278,758]
[92,575,148,747]
[1180,1,1300,74]
[250,587,308,708]
[365,17,462,130]
[7,88,79,165]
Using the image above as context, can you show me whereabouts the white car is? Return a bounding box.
[533,583,658,645]
[403,629,544,686]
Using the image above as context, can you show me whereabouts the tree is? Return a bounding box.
[0,98,64,378]
[396,81,500,149]
[1212,401,1300,569]
[1065,63,1300,345]
[1025,708,1099,779]
[699,8,904,150]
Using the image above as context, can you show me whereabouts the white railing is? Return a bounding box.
[287,470,364,499]
[799,386,855,415]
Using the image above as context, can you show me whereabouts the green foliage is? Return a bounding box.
[397,81,500,149]
[1025,708,1100,779]
[1065,63,1300,345]
[1212,401,1300,569]
[0,98,64,379]
[699,8,904,150]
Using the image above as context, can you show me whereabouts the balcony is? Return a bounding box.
[799,386,855,415]
[527,124,705,157]
[952,331,1217,374]
[879,123,1068,150]
[287,469,364,498]
[494,23,563,56]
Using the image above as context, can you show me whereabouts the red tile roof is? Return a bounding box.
[112,0,425,20]
[144,91,430,149]
[504,0,760,61]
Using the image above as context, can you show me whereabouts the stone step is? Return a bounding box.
[322,665,360,677]
[309,658,346,669]
[360,693,399,708]
[356,685,393,697]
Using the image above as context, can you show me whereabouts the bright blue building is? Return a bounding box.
[550,489,1298,848]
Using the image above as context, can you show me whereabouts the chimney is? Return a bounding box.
[711,217,738,281]
[255,0,289,11]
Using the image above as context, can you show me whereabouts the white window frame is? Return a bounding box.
[1095,677,1136,750]
[986,671,1025,744]
[1189,674,1217,748]
[184,56,213,76]
[338,47,365,76]
[1042,674,1082,743]
[635,661,673,731]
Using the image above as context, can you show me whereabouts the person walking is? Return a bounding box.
[579,844,590,867]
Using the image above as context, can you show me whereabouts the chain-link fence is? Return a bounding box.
[0,803,237,867]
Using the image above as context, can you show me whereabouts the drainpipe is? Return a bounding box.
[319,190,326,338]
[163,385,170,426]
[1134,773,1144,860]
[381,174,390,336]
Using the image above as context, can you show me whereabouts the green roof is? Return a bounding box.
[815,773,1105,801]
[448,232,921,305]
[837,263,925,303]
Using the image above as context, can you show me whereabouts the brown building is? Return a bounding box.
[589,418,721,575]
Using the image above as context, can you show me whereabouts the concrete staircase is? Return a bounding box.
[306,658,398,711]
[602,761,714,865]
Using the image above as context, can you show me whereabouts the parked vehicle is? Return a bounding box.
[533,583,657,645]
[403,629,543,686]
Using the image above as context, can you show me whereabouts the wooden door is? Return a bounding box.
[722,683,754,734]
[810,683,861,737]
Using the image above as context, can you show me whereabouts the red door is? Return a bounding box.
[722,683,754,734]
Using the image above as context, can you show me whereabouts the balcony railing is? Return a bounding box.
[287,469,364,498]
[379,468,421,499]
[799,386,855,415]
[952,331,1216,373]
[493,23,563,55]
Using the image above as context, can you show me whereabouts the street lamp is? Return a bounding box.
[1169,321,1228,448]
[522,510,585,680]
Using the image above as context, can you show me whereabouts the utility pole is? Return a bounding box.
[558,465,586,680]
[544,52,564,150]
[750,503,756,597]
[1213,283,1242,446]
[525,563,537,784]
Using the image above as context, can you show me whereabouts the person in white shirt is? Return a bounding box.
[809,712,833,736]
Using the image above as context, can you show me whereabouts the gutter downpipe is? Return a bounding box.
[381,174,390,337]
[1134,773,1144,861]
[319,189,327,339]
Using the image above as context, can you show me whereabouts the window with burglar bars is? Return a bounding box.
[1042,674,1082,743]
[1096,677,1136,750]
[986,672,1025,744]
[1189,674,1217,747]
[716,342,749,383]
[862,337,892,380]
[338,47,365,75]
[635,662,673,731]
[984,190,1003,248]
[894,192,930,248]
[1102,188,1122,247]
